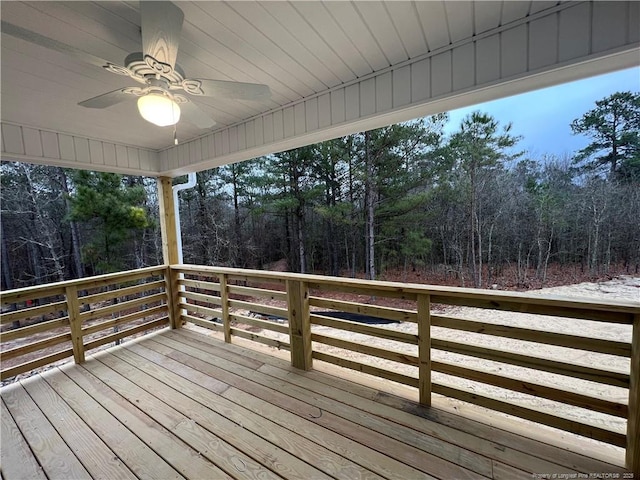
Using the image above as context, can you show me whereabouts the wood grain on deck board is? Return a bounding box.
[0,399,46,480]
[21,374,136,480]
[1,382,91,480]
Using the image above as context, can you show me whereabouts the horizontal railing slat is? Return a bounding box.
[1,300,67,325]
[312,351,418,388]
[81,304,167,337]
[229,313,289,334]
[432,338,630,388]
[179,278,221,292]
[310,313,418,344]
[79,280,166,306]
[230,327,290,350]
[227,299,288,319]
[67,267,166,292]
[226,285,287,301]
[79,293,166,322]
[181,313,223,332]
[83,318,169,352]
[312,333,418,365]
[432,382,627,447]
[179,290,222,306]
[432,360,628,418]
[307,281,418,301]
[1,332,71,361]
[429,295,634,324]
[179,301,223,319]
[431,315,632,357]
[1,348,74,381]
[309,296,417,323]
[0,317,69,343]
[1,286,66,307]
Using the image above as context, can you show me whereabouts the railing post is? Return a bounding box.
[220,274,231,343]
[417,294,431,406]
[627,313,640,475]
[166,266,181,329]
[287,279,312,370]
[65,285,85,364]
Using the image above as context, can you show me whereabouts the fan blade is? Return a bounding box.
[192,79,271,101]
[1,21,118,70]
[78,89,133,109]
[140,1,184,71]
[181,102,216,129]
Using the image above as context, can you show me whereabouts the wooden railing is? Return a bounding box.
[172,264,639,473]
[1,264,638,472]
[0,266,170,381]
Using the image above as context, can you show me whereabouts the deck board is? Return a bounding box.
[0,400,46,480]
[0,327,630,480]
[21,374,137,480]
[2,382,91,480]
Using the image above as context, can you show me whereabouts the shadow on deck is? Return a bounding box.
[1,327,629,480]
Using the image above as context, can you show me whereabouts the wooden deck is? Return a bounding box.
[1,327,630,480]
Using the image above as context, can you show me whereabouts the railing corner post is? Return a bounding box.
[167,266,181,329]
[627,313,640,475]
[287,279,312,371]
[417,294,431,407]
[65,285,84,364]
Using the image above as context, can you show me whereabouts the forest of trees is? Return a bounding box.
[1,91,639,290]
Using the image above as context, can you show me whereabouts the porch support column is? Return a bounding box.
[157,176,180,328]
[157,177,179,265]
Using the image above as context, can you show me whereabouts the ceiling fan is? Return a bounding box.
[1,1,271,130]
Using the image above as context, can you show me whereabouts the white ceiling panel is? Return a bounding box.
[1,0,635,172]
[529,1,561,15]
[353,2,408,66]
[415,1,450,51]
[322,1,388,72]
[291,2,371,78]
[445,1,474,43]
[501,1,533,24]
[474,1,503,34]
[385,2,429,60]
[227,1,340,89]
[260,2,356,84]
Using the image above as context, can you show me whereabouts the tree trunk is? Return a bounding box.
[296,207,306,274]
[231,164,242,267]
[1,219,20,328]
[364,131,376,280]
[59,168,84,279]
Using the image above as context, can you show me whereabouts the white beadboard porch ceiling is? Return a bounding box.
[1,1,639,176]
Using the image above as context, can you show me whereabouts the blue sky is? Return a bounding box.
[445,67,640,159]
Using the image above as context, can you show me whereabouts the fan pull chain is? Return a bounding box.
[173,125,178,145]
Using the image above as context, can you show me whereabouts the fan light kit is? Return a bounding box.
[1,1,271,133]
[137,93,181,127]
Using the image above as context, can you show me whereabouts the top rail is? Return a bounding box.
[1,265,168,306]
